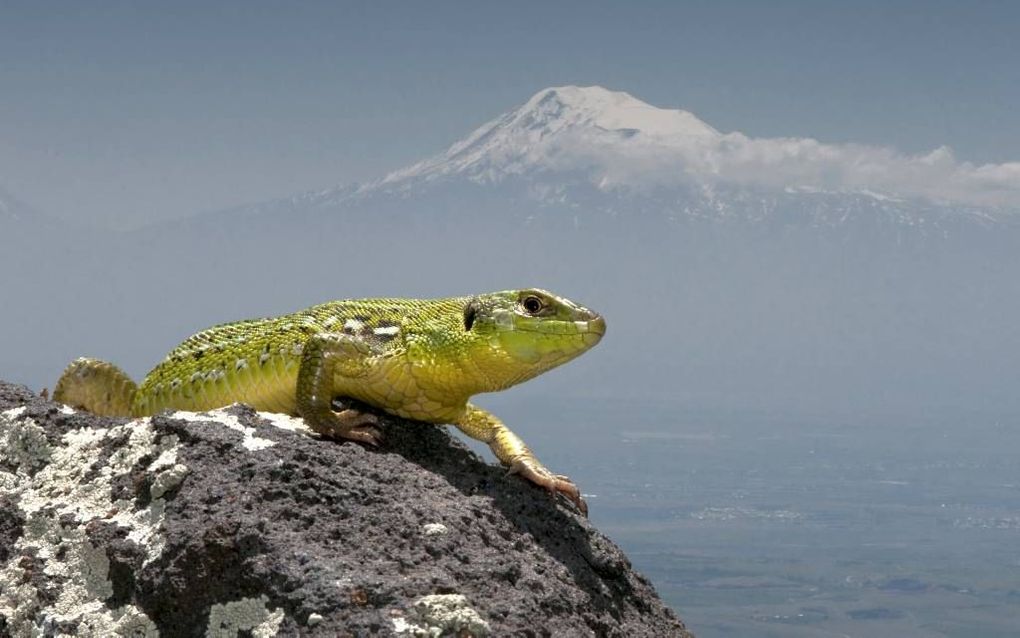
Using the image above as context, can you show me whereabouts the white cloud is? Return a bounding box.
[703,137,1020,208]
[559,130,1020,209]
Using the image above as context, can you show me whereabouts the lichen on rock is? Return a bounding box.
[0,380,693,637]
[206,595,285,638]
[395,593,490,637]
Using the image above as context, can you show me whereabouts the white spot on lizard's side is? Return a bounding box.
[235,358,249,371]
[374,326,400,336]
[343,318,364,332]
[205,595,285,638]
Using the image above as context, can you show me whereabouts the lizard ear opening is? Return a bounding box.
[463,300,479,331]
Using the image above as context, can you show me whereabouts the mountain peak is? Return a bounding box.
[376,85,720,188]
[517,85,719,139]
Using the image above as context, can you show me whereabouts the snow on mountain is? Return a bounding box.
[140,85,1017,240]
[365,85,1020,218]
[378,85,720,188]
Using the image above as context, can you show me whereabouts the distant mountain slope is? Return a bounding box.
[377,84,721,187]
[182,85,1014,239]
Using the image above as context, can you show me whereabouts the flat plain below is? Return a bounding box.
[469,395,1020,638]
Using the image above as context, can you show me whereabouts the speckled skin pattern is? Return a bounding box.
[53,289,605,513]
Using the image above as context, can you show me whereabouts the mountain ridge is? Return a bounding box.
[164,84,1014,238]
[348,85,1019,218]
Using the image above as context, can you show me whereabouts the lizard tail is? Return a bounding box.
[52,357,138,417]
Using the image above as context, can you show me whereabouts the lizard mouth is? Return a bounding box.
[577,315,605,348]
[575,314,606,337]
[586,315,606,337]
[519,315,606,338]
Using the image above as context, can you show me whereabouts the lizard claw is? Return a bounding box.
[509,458,589,517]
[344,425,383,447]
[331,409,382,446]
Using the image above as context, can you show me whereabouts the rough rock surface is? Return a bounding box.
[0,380,692,637]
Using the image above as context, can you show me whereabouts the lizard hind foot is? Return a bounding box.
[331,408,382,446]
[303,402,383,446]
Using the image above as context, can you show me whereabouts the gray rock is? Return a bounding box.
[0,381,692,637]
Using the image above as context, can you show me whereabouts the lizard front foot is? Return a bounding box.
[509,457,589,517]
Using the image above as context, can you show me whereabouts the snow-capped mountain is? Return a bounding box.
[377,85,721,188]
[227,85,1015,236]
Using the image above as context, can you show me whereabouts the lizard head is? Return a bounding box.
[460,288,606,390]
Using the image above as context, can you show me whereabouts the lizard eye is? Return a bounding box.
[522,295,544,315]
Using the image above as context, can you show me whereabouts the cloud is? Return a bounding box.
[568,130,1020,209]
[711,136,1020,208]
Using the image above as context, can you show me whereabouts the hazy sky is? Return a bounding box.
[1,1,1017,228]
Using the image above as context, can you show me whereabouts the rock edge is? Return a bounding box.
[0,381,692,637]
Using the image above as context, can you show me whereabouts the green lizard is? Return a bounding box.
[53,289,605,514]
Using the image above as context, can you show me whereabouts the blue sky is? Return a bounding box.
[1,1,1017,227]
